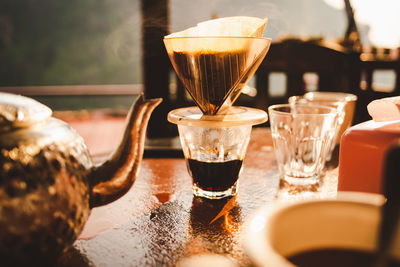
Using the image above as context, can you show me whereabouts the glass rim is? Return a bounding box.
[268,103,338,116]
[303,92,358,102]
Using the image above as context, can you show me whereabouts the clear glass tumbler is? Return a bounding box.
[288,92,357,161]
[268,104,338,185]
[178,124,251,199]
[168,106,267,199]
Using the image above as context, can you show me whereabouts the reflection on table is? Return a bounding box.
[58,118,339,266]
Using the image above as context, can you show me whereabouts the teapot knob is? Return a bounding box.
[0,92,52,131]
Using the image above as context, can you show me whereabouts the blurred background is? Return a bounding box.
[0,0,399,139]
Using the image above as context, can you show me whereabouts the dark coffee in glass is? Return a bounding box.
[187,159,243,193]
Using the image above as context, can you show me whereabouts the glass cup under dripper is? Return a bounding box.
[164,36,271,199]
[168,106,267,199]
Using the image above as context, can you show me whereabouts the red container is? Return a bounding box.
[338,120,400,194]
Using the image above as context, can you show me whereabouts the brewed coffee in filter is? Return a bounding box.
[164,16,270,115]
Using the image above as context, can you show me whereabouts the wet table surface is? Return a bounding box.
[58,117,339,267]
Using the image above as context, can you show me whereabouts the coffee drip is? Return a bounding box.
[164,37,271,115]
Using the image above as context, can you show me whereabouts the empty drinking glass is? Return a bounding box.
[268,104,338,185]
[288,92,357,161]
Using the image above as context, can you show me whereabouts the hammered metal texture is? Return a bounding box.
[0,118,91,266]
[0,94,162,266]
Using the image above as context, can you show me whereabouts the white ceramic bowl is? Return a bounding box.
[243,192,400,267]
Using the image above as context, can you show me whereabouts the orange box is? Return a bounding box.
[338,120,400,194]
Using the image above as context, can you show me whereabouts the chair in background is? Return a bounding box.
[355,49,400,122]
[243,38,400,125]
[246,38,360,116]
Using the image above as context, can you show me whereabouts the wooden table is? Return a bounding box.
[58,117,339,267]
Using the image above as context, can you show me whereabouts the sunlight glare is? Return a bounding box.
[250,215,266,233]
[324,0,400,48]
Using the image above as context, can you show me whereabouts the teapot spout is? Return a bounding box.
[88,94,162,208]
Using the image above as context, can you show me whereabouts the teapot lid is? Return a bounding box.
[0,92,52,131]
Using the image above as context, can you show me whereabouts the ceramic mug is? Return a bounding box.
[244,192,400,267]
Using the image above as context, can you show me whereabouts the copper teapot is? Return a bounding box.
[0,92,162,266]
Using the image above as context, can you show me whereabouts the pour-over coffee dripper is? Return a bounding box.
[164,36,271,199]
[164,36,271,115]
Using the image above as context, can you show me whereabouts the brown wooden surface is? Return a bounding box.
[57,117,338,267]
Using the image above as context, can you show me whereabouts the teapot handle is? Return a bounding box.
[87,94,162,208]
